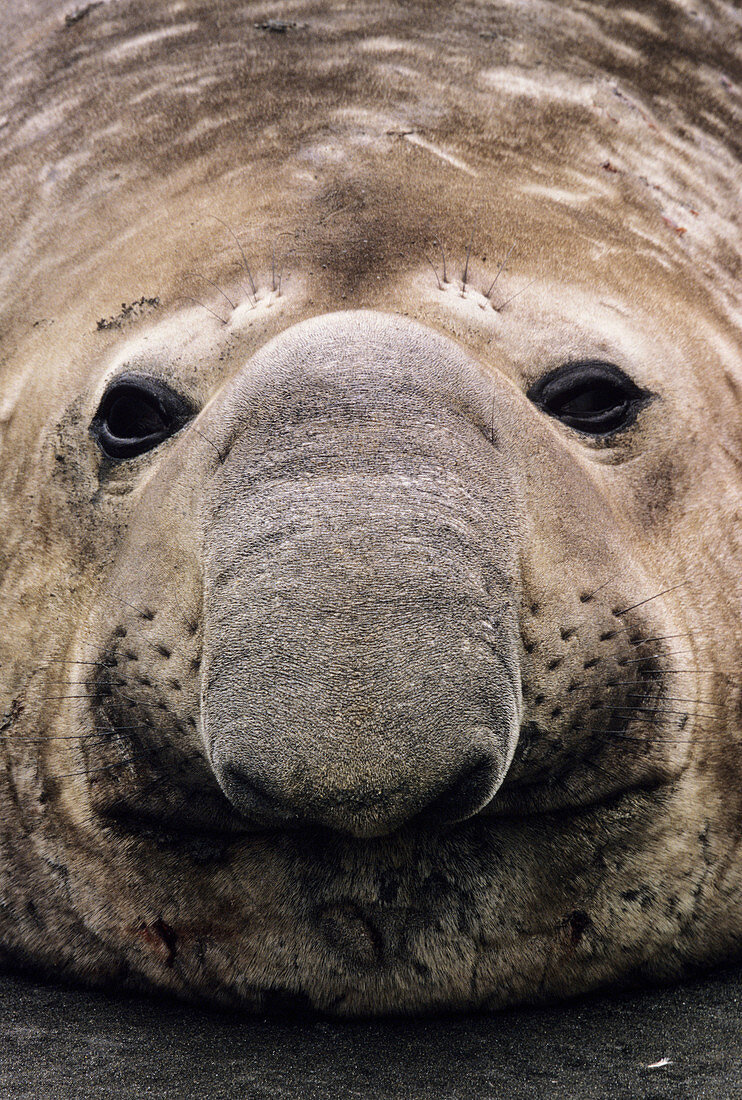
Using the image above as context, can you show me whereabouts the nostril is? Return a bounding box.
[416,751,505,828]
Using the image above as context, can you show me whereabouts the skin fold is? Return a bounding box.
[0,0,740,1013]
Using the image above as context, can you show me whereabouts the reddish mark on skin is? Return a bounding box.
[562,910,592,951]
[662,215,687,235]
[611,86,658,131]
[130,915,246,966]
[133,917,178,966]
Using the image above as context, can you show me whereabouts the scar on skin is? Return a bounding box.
[402,133,478,176]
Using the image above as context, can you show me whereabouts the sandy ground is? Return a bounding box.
[1,964,741,1099]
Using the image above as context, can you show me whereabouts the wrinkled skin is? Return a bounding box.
[0,0,741,1013]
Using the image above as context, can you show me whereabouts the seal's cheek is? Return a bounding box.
[68,309,686,846]
[628,451,686,530]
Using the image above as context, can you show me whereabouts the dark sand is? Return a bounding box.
[2,965,741,1099]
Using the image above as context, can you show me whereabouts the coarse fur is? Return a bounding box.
[0,0,741,1014]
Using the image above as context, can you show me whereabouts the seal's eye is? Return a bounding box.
[528,361,650,435]
[92,376,194,460]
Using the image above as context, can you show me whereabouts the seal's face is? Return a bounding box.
[1,0,741,1013]
[82,307,672,843]
[46,273,733,1012]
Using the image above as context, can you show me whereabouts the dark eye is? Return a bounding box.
[92,375,194,460]
[527,361,651,435]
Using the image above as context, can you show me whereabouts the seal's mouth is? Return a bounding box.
[94,753,674,853]
[99,798,252,860]
[488,769,675,819]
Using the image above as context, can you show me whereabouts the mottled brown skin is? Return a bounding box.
[0,0,741,1014]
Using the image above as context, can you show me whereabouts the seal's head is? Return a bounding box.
[1,0,741,1012]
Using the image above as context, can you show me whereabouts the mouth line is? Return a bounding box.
[486,773,673,822]
[97,771,673,854]
[98,796,252,850]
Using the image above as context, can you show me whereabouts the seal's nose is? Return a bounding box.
[211,733,509,837]
[200,310,522,838]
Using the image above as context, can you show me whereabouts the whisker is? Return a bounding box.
[274,240,295,297]
[182,272,235,311]
[591,704,722,722]
[55,759,138,781]
[625,691,722,708]
[172,296,228,325]
[494,278,537,311]
[30,693,114,700]
[76,751,210,828]
[35,657,113,669]
[579,578,615,604]
[610,733,719,745]
[628,632,699,647]
[485,242,515,299]
[104,774,164,806]
[461,225,476,290]
[425,251,443,290]
[42,679,126,687]
[103,590,157,621]
[613,582,687,616]
[207,215,257,302]
[2,725,149,743]
[584,716,722,737]
[626,669,739,678]
[432,237,448,283]
[190,424,227,464]
[565,680,723,709]
[574,723,719,742]
[597,625,684,644]
[2,734,102,744]
[581,756,622,785]
[619,652,693,666]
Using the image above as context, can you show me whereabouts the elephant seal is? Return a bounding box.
[0,0,740,1014]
